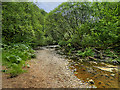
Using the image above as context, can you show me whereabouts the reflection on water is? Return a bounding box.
[68,60,120,88]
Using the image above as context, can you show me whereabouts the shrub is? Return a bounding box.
[2,43,36,77]
[77,48,95,57]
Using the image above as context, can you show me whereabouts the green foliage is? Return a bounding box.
[67,48,75,55]
[58,40,67,46]
[77,48,95,57]
[2,2,47,47]
[45,2,120,63]
[2,43,35,76]
[6,55,22,64]
[7,63,26,77]
[45,2,119,47]
[104,49,118,58]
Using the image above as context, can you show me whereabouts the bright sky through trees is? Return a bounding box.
[34,2,64,12]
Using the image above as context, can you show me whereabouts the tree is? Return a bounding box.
[2,2,47,47]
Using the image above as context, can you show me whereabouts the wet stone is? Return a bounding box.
[102,86,105,88]
[105,83,109,86]
[88,71,92,73]
[105,75,109,78]
[111,74,115,77]
[87,78,89,80]
[83,69,85,71]
[101,75,104,76]
[98,82,101,85]
[32,76,35,78]
[95,77,98,79]
[92,73,96,75]
[94,71,97,73]
[88,79,95,85]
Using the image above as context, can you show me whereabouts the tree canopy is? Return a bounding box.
[2,2,47,47]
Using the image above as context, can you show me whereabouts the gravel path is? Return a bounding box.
[2,48,91,88]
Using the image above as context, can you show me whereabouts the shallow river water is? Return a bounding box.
[67,60,120,88]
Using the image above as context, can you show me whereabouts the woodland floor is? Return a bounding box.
[2,47,91,88]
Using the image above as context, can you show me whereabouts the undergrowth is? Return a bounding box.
[76,47,120,63]
[2,43,36,77]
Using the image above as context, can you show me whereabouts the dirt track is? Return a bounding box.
[2,48,91,88]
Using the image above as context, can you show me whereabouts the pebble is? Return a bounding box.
[98,82,101,84]
[105,83,109,86]
[101,75,104,76]
[104,74,109,78]
[88,79,94,85]
[87,78,89,80]
[95,77,98,79]
[102,86,105,88]
[32,76,35,78]
[83,69,86,71]
[73,69,77,72]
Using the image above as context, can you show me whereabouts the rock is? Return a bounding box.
[73,69,77,72]
[83,69,86,71]
[111,74,115,77]
[32,76,35,78]
[95,76,98,79]
[95,66,114,72]
[98,82,102,84]
[105,83,109,86]
[92,85,97,88]
[104,74,109,78]
[106,64,117,68]
[78,59,83,62]
[87,78,89,80]
[101,75,104,76]
[87,70,91,73]
[94,70,97,73]
[68,60,72,62]
[92,73,96,76]
[112,60,119,64]
[88,79,95,85]
[102,86,105,88]
[90,61,97,65]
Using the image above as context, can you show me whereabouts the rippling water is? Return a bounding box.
[68,60,120,88]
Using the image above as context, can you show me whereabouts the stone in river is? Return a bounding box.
[88,79,95,85]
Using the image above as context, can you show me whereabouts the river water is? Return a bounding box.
[68,60,120,88]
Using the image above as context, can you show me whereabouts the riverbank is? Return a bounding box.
[54,46,120,88]
[2,47,92,88]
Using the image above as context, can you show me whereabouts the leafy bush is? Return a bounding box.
[2,2,47,47]
[77,48,95,57]
[2,43,36,77]
[58,40,67,46]
[6,55,22,64]
[7,62,26,77]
